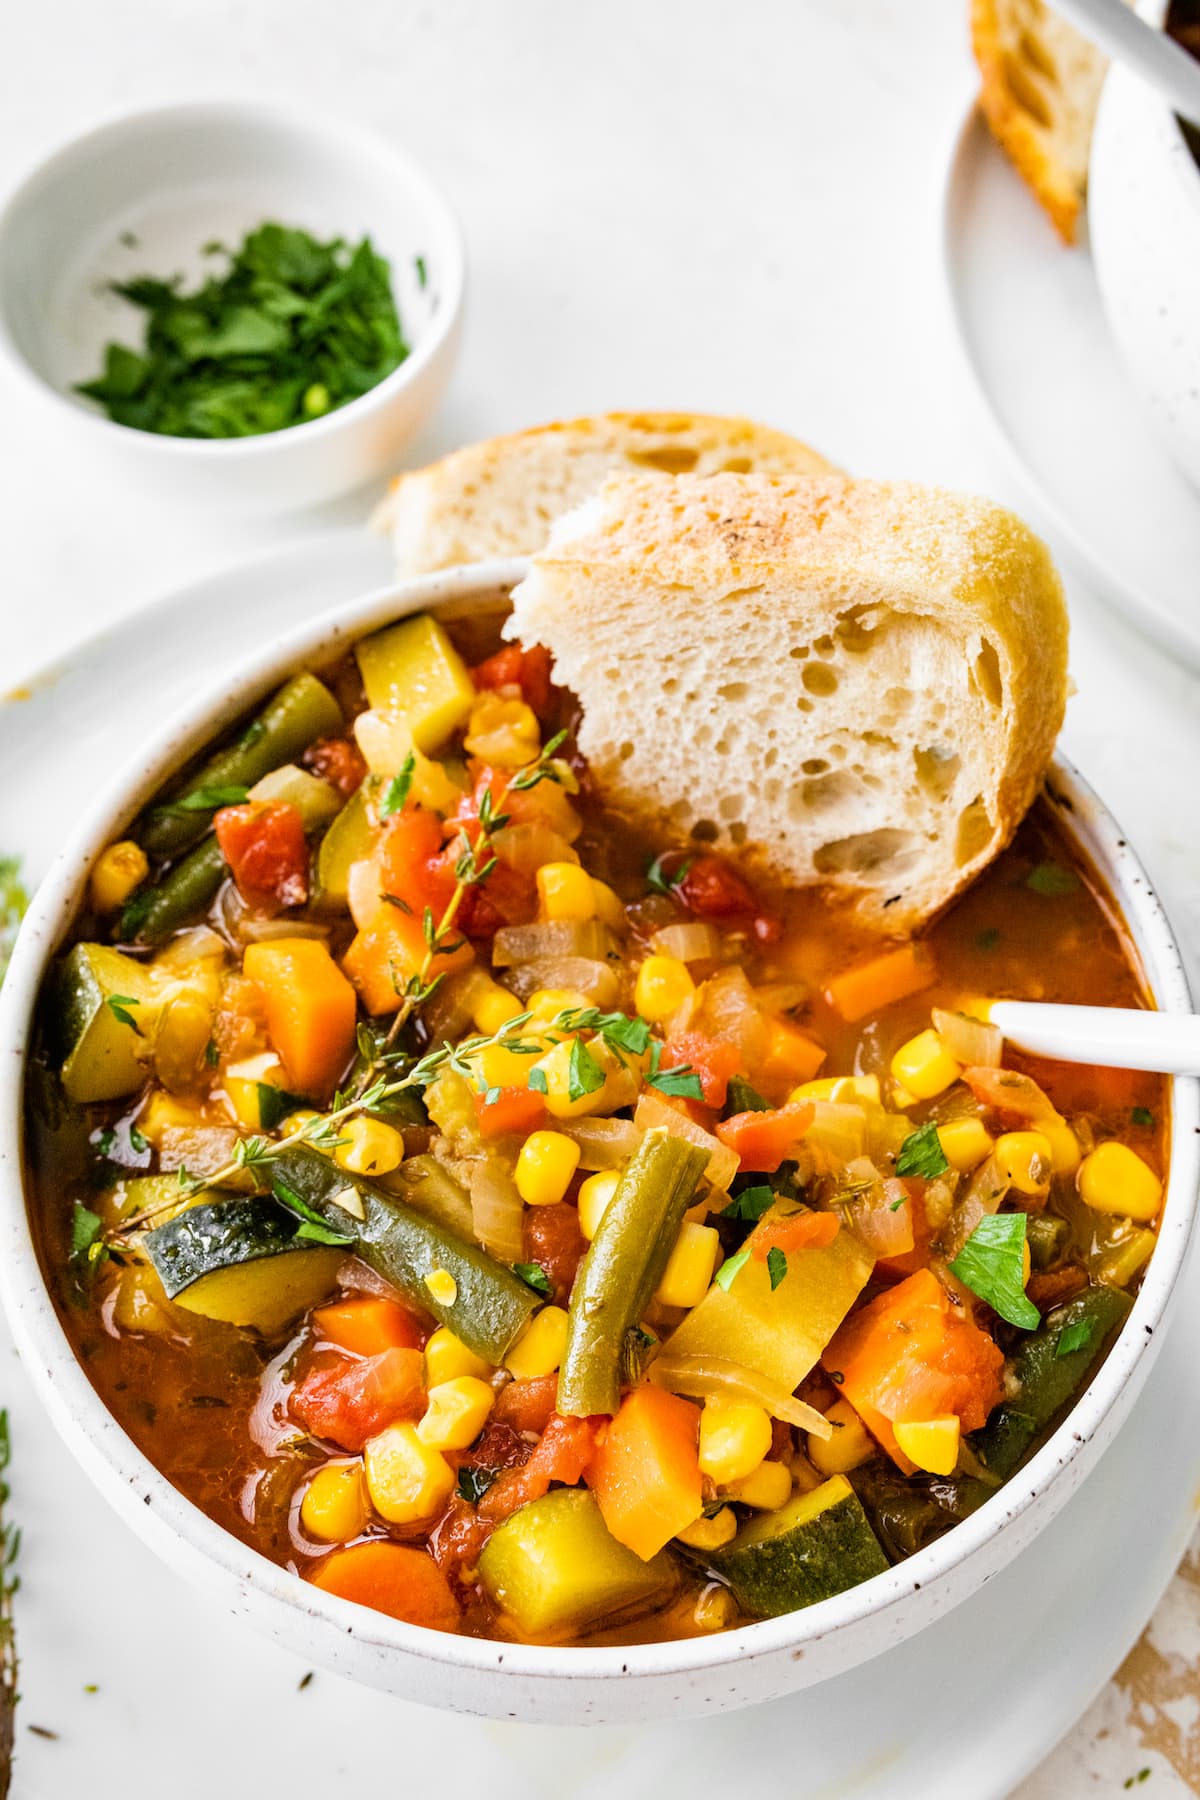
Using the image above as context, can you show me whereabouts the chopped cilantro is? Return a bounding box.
[70,1203,104,1261]
[567,1037,606,1102]
[105,994,142,1032]
[270,1176,355,1247]
[645,853,692,897]
[1131,1106,1155,1129]
[414,254,428,289]
[647,1061,704,1101]
[527,1066,548,1095]
[949,1212,1040,1329]
[714,1246,751,1292]
[256,1084,306,1132]
[513,1263,553,1299]
[156,783,249,816]
[1026,861,1079,897]
[896,1120,949,1180]
[379,753,415,821]
[1055,1315,1099,1359]
[766,1246,788,1290]
[456,1466,496,1505]
[127,1125,151,1156]
[721,1184,775,1222]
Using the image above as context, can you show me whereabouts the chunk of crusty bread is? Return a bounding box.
[972,0,1109,243]
[507,473,1069,934]
[376,412,836,575]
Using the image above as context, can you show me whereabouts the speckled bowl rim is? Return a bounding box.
[0,558,1196,1698]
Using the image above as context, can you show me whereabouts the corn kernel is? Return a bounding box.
[808,1398,874,1476]
[472,980,524,1036]
[890,1029,962,1101]
[1043,1118,1081,1178]
[936,1116,995,1173]
[723,1460,794,1510]
[536,861,597,923]
[282,1108,322,1139]
[530,1036,632,1120]
[994,1130,1053,1195]
[792,1075,881,1104]
[1079,1141,1162,1223]
[424,1327,491,1386]
[425,1268,458,1306]
[363,1422,455,1525]
[300,1461,368,1543]
[136,1091,210,1148]
[635,955,696,1024]
[90,840,150,914]
[334,1115,404,1177]
[505,1304,569,1379]
[693,1583,739,1631]
[470,1040,537,1092]
[464,693,540,768]
[515,1130,581,1206]
[698,1399,773,1487]
[525,987,592,1026]
[417,1376,495,1450]
[577,1168,622,1239]
[589,879,626,929]
[676,1506,738,1550]
[894,1416,960,1475]
[655,1222,720,1309]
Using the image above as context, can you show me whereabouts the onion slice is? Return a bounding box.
[933,1008,1003,1070]
[649,921,723,963]
[559,1117,643,1169]
[492,920,615,967]
[649,1354,832,1439]
[469,1162,526,1264]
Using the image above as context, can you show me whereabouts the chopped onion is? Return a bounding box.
[469,1161,526,1263]
[238,916,331,945]
[503,957,622,1008]
[649,1355,832,1439]
[634,1093,739,1192]
[492,920,615,967]
[153,925,227,971]
[692,964,768,1063]
[844,1178,915,1257]
[559,1117,643,1169]
[649,921,723,963]
[806,1100,869,1166]
[933,1007,1003,1069]
[424,967,498,1045]
[962,1066,1058,1123]
[493,824,581,877]
[347,857,383,932]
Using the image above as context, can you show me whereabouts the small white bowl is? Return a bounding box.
[1089,1,1200,494]
[0,102,464,513]
[0,563,1197,1724]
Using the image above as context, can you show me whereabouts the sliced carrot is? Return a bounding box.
[821,1268,1004,1473]
[755,1020,827,1092]
[313,1297,427,1358]
[310,1542,461,1632]
[715,1100,815,1173]
[750,1210,840,1259]
[479,1413,603,1521]
[341,901,473,1016]
[243,937,357,1094]
[473,1086,547,1138]
[824,942,934,1023]
[587,1385,702,1561]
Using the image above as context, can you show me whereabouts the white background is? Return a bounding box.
[2,1,1199,1794]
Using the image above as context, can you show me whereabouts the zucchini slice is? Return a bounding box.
[707,1474,889,1617]
[479,1489,677,1637]
[144,1196,342,1333]
[50,943,163,1104]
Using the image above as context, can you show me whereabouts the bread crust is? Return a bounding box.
[509,473,1069,935]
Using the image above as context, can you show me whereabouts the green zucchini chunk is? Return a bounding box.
[478,1488,677,1637]
[49,943,162,1103]
[144,1195,342,1333]
[971,1284,1133,1480]
[707,1474,889,1618]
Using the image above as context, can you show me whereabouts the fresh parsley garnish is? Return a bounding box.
[513,1262,553,1299]
[1131,1106,1155,1129]
[70,1203,104,1261]
[567,1037,606,1102]
[456,1466,496,1505]
[557,1008,651,1058]
[766,1245,788,1290]
[157,783,249,816]
[896,1120,949,1179]
[949,1212,1040,1329]
[128,1125,151,1156]
[414,255,428,289]
[645,853,692,897]
[256,1084,306,1132]
[379,753,415,821]
[647,1062,704,1101]
[714,1246,751,1292]
[1055,1315,1099,1359]
[0,856,27,988]
[271,1176,355,1248]
[721,1184,775,1222]
[1025,861,1079,897]
[527,1066,548,1095]
[105,994,142,1032]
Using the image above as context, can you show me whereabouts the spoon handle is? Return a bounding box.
[1051,0,1200,128]
[989,1000,1200,1076]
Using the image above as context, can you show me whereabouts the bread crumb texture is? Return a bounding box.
[509,473,1069,934]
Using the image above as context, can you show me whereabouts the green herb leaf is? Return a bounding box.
[896,1120,950,1180]
[766,1245,788,1290]
[527,1066,548,1095]
[0,855,28,989]
[204,1038,220,1068]
[567,1037,606,1103]
[128,1125,151,1156]
[714,1246,751,1292]
[645,852,692,897]
[271,1176,355,1247]
[556,1008,652,1058]
[975,926,1001,952]
[721,1184,775,1222]
[256,1084,306,1132]
[456,1466,496,1505]
[70,1203,104,1260]
[157,783,249,815]
[513,1262,553,1299]
[1131,1106,1155,1129]
[648,1062,704,1101]
[1055,1315,1099,1359]
[949,1213,1040,1329]
[106,994,142,1032]
[379,753,415,821]
[1026,861,1080,897]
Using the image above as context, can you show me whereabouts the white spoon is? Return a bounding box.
[1051,0,1200,128]
[988,999,1200,1076]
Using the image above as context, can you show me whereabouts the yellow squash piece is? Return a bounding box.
[355,613,476,752]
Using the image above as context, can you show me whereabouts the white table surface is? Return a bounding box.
[2,1,1199,1793]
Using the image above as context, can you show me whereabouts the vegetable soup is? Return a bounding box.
[24,610,1166,1646]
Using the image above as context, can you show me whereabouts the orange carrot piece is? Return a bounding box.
[715,1101,815,1173]
[313,1297,427,1357]
[473,1087,547,1138]
[310,1542,461,1632]
[243,937,357,1094]
[587,1385,702,1561]
[821,1268,1004,1472]
[341,902,473,1016]
[824,943,934,1023]
[755,1020,827,1091]
[750,1211,840,1259]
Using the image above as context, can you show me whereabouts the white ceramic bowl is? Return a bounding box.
[1,563,1196,1725]
[0,102,464,513]
[1089,0,1200,494]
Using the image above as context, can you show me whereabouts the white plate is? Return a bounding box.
[3,536,1198,1796]
[942,104,1200,672]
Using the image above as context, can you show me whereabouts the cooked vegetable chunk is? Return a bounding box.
[479,1488,677,1636]
[707,1476,889,1617]
[355,614,475,751]
[143,1196,342,1332]
[50,943,162,1103]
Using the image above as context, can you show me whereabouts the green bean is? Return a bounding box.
[268,1143,540,1363]
[140,672,342,860]
[557,1129,708,1418]
[120,836,226,943]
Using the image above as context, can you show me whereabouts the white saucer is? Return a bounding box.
[943,104,1200,672]
[3,536,1199,1798]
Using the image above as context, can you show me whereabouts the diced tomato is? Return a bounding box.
[749,1210,840,1259]
[377,805,458,920]
[214,801,309,911]
[473,1086,547,1138]
[679,853,759,920]
[428,1496,494,1590]
[471,643,555,717]
[310,1542,461,1632]
[290,1347,425,1452]
[491,1374,561,1436]
[313,1296,428,1357]
[479,1414,603,1520]
[522,1202,587,1306]
[716,1100,815,1172]
[302,735,367,795]
[460,1421,532,1475]
[661,1031,741,1109]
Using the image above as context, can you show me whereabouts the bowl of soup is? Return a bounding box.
[1,561,1196,1724]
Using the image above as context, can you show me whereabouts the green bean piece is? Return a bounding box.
[140,672,343,860]
[557,1129,708,1418]
[268,1143,540,1363]
[120,836,226,943]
